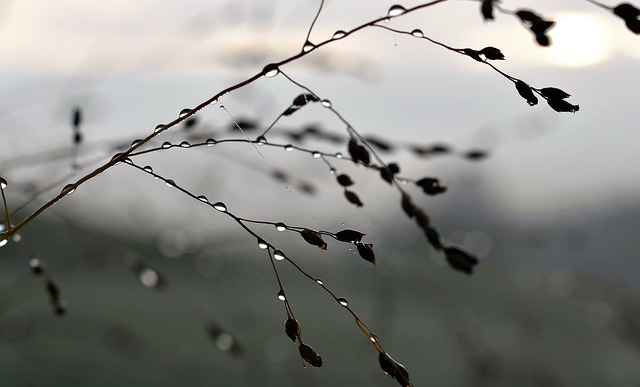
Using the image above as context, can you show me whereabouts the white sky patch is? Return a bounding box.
[545,13,612,67]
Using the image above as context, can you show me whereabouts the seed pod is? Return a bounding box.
[298,343,323,367]
[348,138,370,166]
[444,246,479,275]
[515,80,538,106]
[424,224,443,251]
[300,229,327,250]
[336,174,354,187]
[480,46,505,60]
[401,194,415,218]
[335,229,366,243]
[344,190,364,207]
[357,243,376,266]
[285,317,301,342]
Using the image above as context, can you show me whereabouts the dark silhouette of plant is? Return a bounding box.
[0,1,638,385]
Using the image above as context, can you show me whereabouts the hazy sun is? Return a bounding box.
[545,13,611,67]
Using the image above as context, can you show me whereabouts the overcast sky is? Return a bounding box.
[0,0,638,232]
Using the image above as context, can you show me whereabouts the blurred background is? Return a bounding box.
[1,0,639,385]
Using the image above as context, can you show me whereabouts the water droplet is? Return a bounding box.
[0,238,8,247]
[316,279,324,285]
[263,63,280,78]
[329,168,336,175]
[206,138,217,147]
[154,124,166,133]
[12,233,21,243]
[333,30,347,39]
[388,5,407,17]
[162,142,172,149]
[258,238,269,250]
[321,99,332,108]
[124,158,133,164]
[62,184,75,195]
[312,151,321,158]
[257,136,268,144]
[303,41,316,52]
[215,333,234,351]
[338,297,349,307]
[180,141,190,148]
[273,249,286,261]
[131,139,143,147]
[411,29,424,37]
[213,202,227,212]
[275,222,287,232]
[143,166,153,173]
[370,333,379,343]
[139,268,159,288]
[284,144,294,152]
[111,153,125,163]
[277,290,286,301]
[335,152,343,159]
[0,177,7,189]
[197,195,209,203]
[179,108,193,118]
[165,179,176,188]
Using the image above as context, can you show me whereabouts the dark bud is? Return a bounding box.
[297,181,316,195]
[540,87,571,100]
[481,0,495,21]
[230,119,258,131]
[624,17,640,33]
[183,116,198,129]
[283,105,300,116]
[401,194,415,218]
[285,317,301,342]
[292,93,319,106]
[515,80,538,106]
[271,170,289,182]
[380,163,399,184]
[614,4,640,33]
[394,361,411,387]
[531,20,555,47]
[431,144,450,154]
[547,98,579,113]
[416,177,447,196]
[444,246,479,275]
[356,243,376,266]
[344,190,364,207]
[378,352,411,386]
[424,224,443,251]
[464,150,488,161]
[336,174,354,187]
[298,343,323,368]
[72,107,82,128]
[480,46,505,60]
[46,279,61,302]
[348,138,370,166]
[54,302,67,316]
[515,9,544,24]
[462,48,484,62]
[363,136,393,152]
[335,229,366,243]
[300,229,327,250]
[73,132,82,144]
[378,352,396,378]
[414,208,430,228]
[614,3,640,18]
